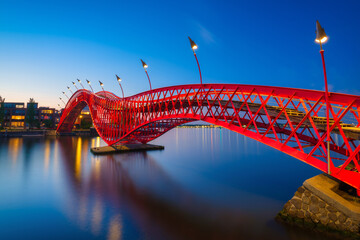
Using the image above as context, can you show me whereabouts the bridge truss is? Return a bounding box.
[57,84,360,192]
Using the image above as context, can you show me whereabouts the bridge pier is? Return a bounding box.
[90,143,164,155]
[277,174,360,237]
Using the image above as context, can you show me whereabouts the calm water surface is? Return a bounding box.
[0,128,339,239]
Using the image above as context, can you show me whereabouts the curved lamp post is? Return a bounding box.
[59,97,66,104]
[62,92,69,100]
[116,74,125,98]
[141,59,152,90]
[86,79,94,93]
[67,86,73,95]
[188,36,202,85]
[72,81,78,90]
[77,79,85,89]
[99,81,107,98]
[315,20,330,174]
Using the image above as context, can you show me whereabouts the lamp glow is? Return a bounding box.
[116,75,122,82]
[59,97,66,104]
[188,36,203,85]
[62,92,69,99]
[72,81,79,90]
[77,79,85,89]
[315,20,328,45]
[67,86,73,95]
[115,74,125,98]
[86,79,94,92]
[99,81,107,98]
[141,59,148,69]
[140,59,152,90]
[188,37,198,51]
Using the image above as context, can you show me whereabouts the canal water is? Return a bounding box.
[0,128,340,239]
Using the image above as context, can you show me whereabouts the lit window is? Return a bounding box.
[11,122,24,127]
[16,105,24,108]
[41,110,53,114]
[11,116,25,120]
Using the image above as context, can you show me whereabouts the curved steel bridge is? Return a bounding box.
[57,84,360,192]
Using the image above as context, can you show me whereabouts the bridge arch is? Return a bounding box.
[57,84,360,191]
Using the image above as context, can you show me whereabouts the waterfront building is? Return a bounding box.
[1,101,60,129]
[3,102,27,128]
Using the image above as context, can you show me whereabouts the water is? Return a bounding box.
[0,128,340,239]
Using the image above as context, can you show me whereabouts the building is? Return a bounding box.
[0,101,60,129]
[2,102,27,128]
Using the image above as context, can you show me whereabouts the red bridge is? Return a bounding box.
[57,84,360,193]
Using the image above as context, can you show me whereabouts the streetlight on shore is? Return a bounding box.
[67,86,73,95]
[188,36,202,85]
[99,81,107,98]
[315,20,331,174]
[116,74,125,98]
[77,79,85,89]
[62,92,69,100]
[86,79,94,93]
[72,81,78,90]
[140,59,152,90]
[59,97,66,104]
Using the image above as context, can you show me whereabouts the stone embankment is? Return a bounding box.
[278,174,360,237]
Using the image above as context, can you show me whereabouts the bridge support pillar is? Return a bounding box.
[277,174,360,237]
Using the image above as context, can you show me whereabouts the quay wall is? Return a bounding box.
[278,174,360,237]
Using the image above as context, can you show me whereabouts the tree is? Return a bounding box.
[26,98,36,129]
[43,119,54,129]
[0,96,5,128]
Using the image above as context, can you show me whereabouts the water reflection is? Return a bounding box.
[44,139,50,175]
[107,215,122,240]
[9,138,22,164]
[55,137,315,239]
[0,130,338,240]
[75,137,82,180]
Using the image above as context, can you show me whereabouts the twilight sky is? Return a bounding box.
[0,0,359,109]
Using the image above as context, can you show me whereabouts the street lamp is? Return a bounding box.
[62,92,69,100]
[72,81,78,90]
[67,86,73,95]
[86,79,94,93]
[99,80,107,98]
[140,59,152,90]
[315,20,330,174]
[77,79,85,89]
[116,74,125,98]
[188,36,203,85]
[59,97,66,104]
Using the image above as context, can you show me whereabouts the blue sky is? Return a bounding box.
[0,0,359,108]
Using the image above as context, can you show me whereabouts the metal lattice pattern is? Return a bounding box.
[57,84,360,191]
